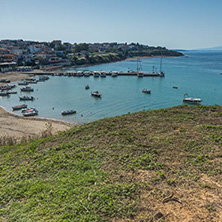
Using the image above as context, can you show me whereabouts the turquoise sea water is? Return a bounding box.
[1,50,222,124]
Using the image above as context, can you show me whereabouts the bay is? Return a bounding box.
[0,50,222,124]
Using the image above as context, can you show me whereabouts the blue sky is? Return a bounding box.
[0,0,222,49]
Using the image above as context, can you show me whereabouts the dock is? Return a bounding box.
[21,70,165,77]
[53,71,165,77]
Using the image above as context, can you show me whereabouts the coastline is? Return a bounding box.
[0,106,75,143]
[0,72,30,86]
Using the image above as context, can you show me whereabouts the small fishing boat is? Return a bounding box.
[111,71,118,77]
[12,104,27,110]
[137,72,144,77]
[26,78,38,84]
[18,81,28,85]
[7,91,17,94]
[91,91,102,97]
[0,79,10,83]
[19,96,34,101]
[20,86,34,92]
[100,71,106,77]
[85,85,90,89]
[142,89,151,93]
[183,94,202,103]
[76,71,83,77]
[23,108,38,116]
[61,110,76,115]
[93,71,100,77]
[173,86,178,89]
[84,72,90,77]
[0,91,9,96]
[38,76,49,82]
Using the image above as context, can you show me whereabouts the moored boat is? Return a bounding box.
[137,72,144,77]
[93,71,100,77]
[19,96,34,101]
[100,71,106,77]
[0,79,10,83]
[12,104,27,110]
[91,91,102,97]
[111,71,118,77]
[38,76,49,81]
[23,108,38,116]
[84,71,90,77]
[142,89,151,93]
[20,86,34,92]
[183,94,202,103]
[7,91,17,94]
[85,85,90,89]
[61,110,76,115]
[0,91,9,96]
[18,81,28,85]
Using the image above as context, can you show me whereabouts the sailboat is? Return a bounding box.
[159,57,165,77]
[137,58,144,77]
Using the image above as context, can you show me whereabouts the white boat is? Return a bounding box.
[23,110,38,116]
[91,91,102,97]
[23,108,38,116]
[183,94,202,103]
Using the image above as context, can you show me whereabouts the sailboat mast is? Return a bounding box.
[160,57,162,73]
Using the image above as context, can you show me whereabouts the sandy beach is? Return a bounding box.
[0,71,31,86]
[0,71,74,143]
[0,106,74,144]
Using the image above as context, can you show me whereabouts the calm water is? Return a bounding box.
[1,50,222,124]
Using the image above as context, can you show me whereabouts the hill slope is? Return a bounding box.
[1,105,222,221]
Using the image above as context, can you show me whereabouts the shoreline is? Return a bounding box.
[0,106,75,143]
[0,72,30,86]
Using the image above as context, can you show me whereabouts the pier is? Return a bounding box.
[53,71,165,77]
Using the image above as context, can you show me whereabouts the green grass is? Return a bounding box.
[1,105,222,221]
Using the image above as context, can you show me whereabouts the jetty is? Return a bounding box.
[52,71,165,77]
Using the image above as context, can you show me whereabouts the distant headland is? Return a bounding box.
[0,39,183,72]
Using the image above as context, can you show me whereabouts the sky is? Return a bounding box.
[0,0,222,50]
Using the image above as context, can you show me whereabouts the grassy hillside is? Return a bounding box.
[1,105,222,221]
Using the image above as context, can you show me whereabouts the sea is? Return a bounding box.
[1,50,222,124]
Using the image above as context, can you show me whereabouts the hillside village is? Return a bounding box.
[0,39,183,72]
